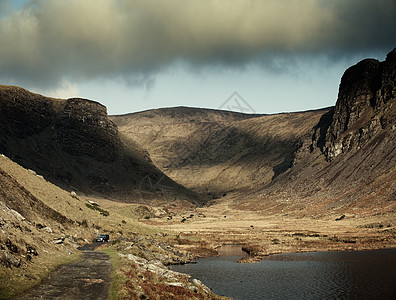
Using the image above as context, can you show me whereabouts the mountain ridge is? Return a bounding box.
[112,105,332,197]
[1,48,395,212]
[1,49,395,298]
[113,48,396,213]
[0,85,199,204]
[248,48,396,214]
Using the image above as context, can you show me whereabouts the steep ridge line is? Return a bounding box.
[113,48,395,214]
[112,106,331,197]
[0,85,200,204]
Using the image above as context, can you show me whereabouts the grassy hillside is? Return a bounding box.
[0,85,201,205]
[111,107,329,196]
[0,154,166,298]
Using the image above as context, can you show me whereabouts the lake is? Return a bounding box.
[170,247,396,299]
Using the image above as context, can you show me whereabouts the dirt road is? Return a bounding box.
[17,244,111,300]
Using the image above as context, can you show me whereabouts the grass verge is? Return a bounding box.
[101,247,128,300]
[0,251,81,299]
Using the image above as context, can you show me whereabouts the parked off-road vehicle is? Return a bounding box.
[95,234,109,243]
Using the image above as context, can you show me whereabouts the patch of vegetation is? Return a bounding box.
[85,203,109,216]
[76,219,88,227]
[328,235,356,244]
[0,251,80,299]
[100,248,128,300]
[122,260,215,300]
[271,238,280,245]
[292,232,322,238]
[101,246,221,300]
[358,222,391,229]
[241,245,261,256]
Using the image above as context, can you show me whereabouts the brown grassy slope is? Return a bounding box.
[0,153,234,299]
[0,154,85,298]
[232,50,396,215]
[111,107,330,196]
[248,102,396,216]
[0,153,176,297]
[0,85,199,204]
[112,50,396,215]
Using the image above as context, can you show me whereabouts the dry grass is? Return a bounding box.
[0,250,80,299]
[112,107,328,195]
[143,199,396,261]
[104,250,226,300]
[0,155,171,298]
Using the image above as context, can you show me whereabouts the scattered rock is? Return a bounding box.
[192,278,212,294]
[53,237,65,244]
[0,250,21,268]
[121,253,214,296]
[26,246,38,256]
[88,200,99,206]
[42,226,53,233]
[122,254,183,281]
[28,169,37,176]
[0,201,26,221]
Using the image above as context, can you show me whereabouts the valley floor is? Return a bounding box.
[141,199,396,262]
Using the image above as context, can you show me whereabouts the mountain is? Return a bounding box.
[257,48,396,214]
[111,107,329,198]
[0,86,199,204]
[1,49,394,211]
[113,48,396,214]
[1,49,395,298]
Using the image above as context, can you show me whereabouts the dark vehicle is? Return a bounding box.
[95,234,109,243]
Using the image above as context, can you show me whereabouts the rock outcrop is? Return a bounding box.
[119,253,219,299]
[324,48,396,160]
[113,48,396,214]
[258,48,396,214]
[0,86,197,202]
[53,98,121,162]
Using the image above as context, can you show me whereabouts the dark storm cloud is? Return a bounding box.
[0,0,395,88]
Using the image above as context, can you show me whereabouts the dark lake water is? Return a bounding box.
[170,247,396,300]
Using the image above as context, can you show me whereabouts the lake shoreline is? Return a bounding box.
[237,245,396,263]
[170,248,396,300]
[142,207,396,265]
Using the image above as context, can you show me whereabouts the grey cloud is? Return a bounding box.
[0,0,395,88]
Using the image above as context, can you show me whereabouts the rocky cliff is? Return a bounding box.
[323,49,396,160]
[0,86,197,203]
[256,48,396,214]
[1,48,394,213]
[113,48,395,214]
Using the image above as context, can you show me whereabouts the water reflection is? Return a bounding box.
[170,249,396,300]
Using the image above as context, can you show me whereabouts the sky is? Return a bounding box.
[0,0,395,115]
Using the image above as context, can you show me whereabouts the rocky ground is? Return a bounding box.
[113,251,226,299]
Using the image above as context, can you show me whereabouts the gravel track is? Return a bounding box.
[17,244,111,300]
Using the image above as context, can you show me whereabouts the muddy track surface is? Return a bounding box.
[17,244,111,300]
